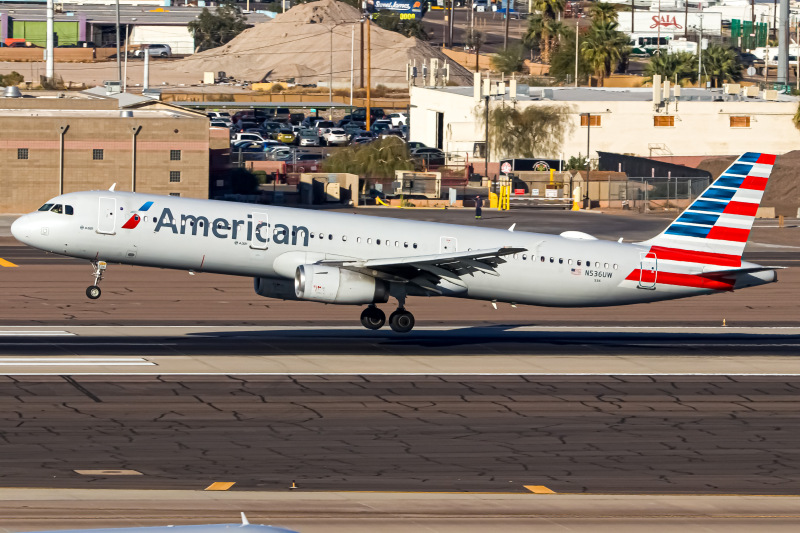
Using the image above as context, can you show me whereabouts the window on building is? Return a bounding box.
[170,149,182,161]
[169,193,181,197]
[580,114,601,127]
[653,115,675,127]
[93,149,104,161]
[17,148,28,160]
[169,171,181,183]
[730,116,751,128]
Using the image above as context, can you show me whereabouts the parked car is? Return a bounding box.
[209,120,231,129]
[261,121,283,139]
[411,147,446,166]
[323,128,349,146]
[207,111,232,127]
[289,112,305,125]
[314,120,335,137]
[351,132,377,145]
[134,44,172,58]
[297,129,320,147]
[344,122,366,139]
[232,132,266,143]
[276,128,296,144]
[407,141,427,150]
[351,107,385,121]
[380,128,405,139]
[389,112,407,127]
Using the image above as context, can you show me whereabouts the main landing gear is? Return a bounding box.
[86,261,107,300]
[360,305,415,333]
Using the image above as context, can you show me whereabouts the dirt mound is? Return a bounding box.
[153,0,473,87]
[698,152,800,217]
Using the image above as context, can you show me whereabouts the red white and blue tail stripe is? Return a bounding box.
[641,152,776,260]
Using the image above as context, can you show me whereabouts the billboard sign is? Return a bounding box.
[618,12,723,35]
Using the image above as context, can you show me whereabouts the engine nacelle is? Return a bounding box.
[295,264,389,305]
[254,277,301,301]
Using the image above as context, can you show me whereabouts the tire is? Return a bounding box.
[86,285,101,300]
[360,307,386,330]
[388,310,415,333]
[160,52,168,57]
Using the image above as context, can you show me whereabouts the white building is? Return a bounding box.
[409,83,800,162]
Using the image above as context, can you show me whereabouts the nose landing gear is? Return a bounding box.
[86,261,107,300]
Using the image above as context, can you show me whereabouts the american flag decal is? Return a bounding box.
[571,268,581,276]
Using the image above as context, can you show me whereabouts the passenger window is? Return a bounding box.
[613,264,618,270]
[319,233,324,239]
[413,243,418,249]
[540,256,545,262]
[394,241,399,247]
[404,242,408,248]
[577,260,582,266]
[522,254,527,260]
[513,254,519,259]
[595,262,600,268]
[328,234,333,240]
[549,257,554,263]
[568,259,573,265]
[559,258,563,264]
[310,232,315,238]
[357,237,362,243]
[342,236,347,241]
[64,205,74,215]
[368,238,373,244]
[376,239,381,245]
[604,263,609,269]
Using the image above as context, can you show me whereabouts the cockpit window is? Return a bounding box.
[38,203,54,212]
[50,204,63,214]
[64,205,74,215]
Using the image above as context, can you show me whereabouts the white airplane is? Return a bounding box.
[11,153,781,333]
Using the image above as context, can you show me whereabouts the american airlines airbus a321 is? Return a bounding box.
[11,153,781,333]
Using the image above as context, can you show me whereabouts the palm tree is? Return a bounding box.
[491,44,526,74]
[580,20,629,86]
[702,44,743,88]
[532,0,566,20]
[589,2,619,24]
[523,14,544,52]
[644,51,697,85]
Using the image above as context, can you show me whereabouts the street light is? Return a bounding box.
[329,19,364,119]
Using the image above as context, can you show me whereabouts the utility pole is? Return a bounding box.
[574,17,579,86]
[449,0,455,48]
[115,0,122,82]
[360,21,364,88]
[46,0,54,79]
[366,17,371,131]
[585,112,590,209]
[777,0,789,84]
[503,0,511,49]
[484,94,489,178]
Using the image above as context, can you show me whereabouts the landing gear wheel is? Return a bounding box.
[360,306,386,330]
[388,309,415,333]
[86,285,101,299]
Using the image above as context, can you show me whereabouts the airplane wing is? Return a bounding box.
[321,246,527,294]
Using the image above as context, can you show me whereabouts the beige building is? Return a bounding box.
[0,98,210,214]
[409,84,800,162]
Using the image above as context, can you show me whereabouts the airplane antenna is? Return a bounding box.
[618,238,623,243]
[240,512,250,526]
[109,183,117,191]
[508,223,516,232]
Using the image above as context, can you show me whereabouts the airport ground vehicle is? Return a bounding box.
[11,153,781,333]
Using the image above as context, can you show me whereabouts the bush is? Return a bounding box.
[0,71,24,86]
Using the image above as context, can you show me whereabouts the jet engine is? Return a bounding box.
[253,277,301,301]
[295,264,389,305]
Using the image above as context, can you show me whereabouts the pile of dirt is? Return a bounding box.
[154,0,473,87]
[697,152,800,217]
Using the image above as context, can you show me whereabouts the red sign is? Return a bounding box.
[650,15,683,29]
[501,162,512,174]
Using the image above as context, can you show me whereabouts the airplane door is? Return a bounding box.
[97,197,116,234]
[250,211,269,250]
[638,252,657,289]
[440,236,457,253]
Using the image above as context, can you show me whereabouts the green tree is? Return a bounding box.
[589,2,619,24]
[531,0,566,20]
[477,104,574,159]
[549,29,593,84]
[372,11,429,40]
[323,137,414,178]
[702,44,742,88]
[566,153,588,170]
[491,44,526,74]
[0,71,24,86]
[580,20,629,86]
[188,2,247,53]
[643,51,697,85]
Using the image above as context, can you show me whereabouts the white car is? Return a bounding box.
[389,112,407,127]
[231,132,265,143]
[207,112,233,127]
[323,128,349,146]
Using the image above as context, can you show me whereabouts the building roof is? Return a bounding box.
[418,85,800,103]
[0,108,202,119]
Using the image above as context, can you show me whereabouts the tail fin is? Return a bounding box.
[640,152,776,262]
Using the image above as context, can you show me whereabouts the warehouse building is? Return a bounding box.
[409,81,800,164]
[0,97,210,214]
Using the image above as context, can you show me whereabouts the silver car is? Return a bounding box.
[135,44,172,58]
[298,129,320,147]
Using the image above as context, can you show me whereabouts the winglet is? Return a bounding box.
[241,512,250,526]
[508,223,516,232]
[109,183,116,191]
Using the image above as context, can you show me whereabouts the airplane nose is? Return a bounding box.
[10,215,31,242]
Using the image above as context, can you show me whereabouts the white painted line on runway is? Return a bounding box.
[0,331,75,336]
[4,372,800,376]
[0,357,154,366]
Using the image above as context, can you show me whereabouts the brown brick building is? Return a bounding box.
[0,98,211,213]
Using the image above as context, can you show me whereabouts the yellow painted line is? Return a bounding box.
[204,482,235,491]
[524,485,556,494]
[0,258,18,267]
